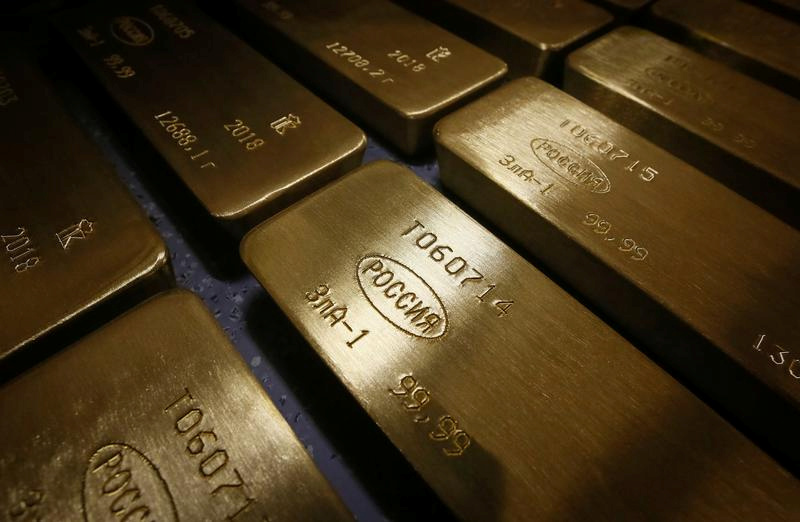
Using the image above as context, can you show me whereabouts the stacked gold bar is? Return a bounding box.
[565,27,800,228]
[242,161,800,521]
[1,0,799,520]
[398,0,612,78]
[54,0,366,228]
[0,291,350,520]
[648,0,800,96]
[436,75,800,470]
[232,0,508,154]
[0,38,171,373]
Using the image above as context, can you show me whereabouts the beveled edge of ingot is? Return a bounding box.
[211,124,368,225]
[2,202,172,369]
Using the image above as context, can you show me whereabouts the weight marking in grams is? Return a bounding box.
[325,41,397,84]
[154,110,217,169]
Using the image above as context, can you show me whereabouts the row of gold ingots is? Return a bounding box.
[0,0,798,519]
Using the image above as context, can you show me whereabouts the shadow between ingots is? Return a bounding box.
[244,291,458,521]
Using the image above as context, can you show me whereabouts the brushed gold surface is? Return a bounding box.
[399,0,612,78]
[564,26,800,229]
[435,77,800,472]
[0,290,352,521]
[231,0,507,155]
[649,0,800,97]
[242,161,800,521]
[54,0,365,228]
[0,41,170,367]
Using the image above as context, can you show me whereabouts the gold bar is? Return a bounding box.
[435,77,800,471]
[0,290,351,520]
[231,0,507,155]
[397,0,612,79]
[0,40,171,371]
[54,0,366,229]
[648,0,800,96]
[564,27,800,229]
[242,161,800,520]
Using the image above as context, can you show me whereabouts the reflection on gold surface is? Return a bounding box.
[437,76,800,474]
[565,27,800,228]
[0,41,170,367]
[0,290,350,520]
[243,161,800,521]
[54,0,366,227]
[400,0,612,78]
[232,0,507,154]
[649,0,800,95]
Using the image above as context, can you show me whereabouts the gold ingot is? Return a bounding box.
[231,0,507,155]
[242,160,800,521]
[435,77,800,472]
[648,0,800,96]
[0,290,351,521]
[0,42,170,370]
[565,26,800,228]
[54,0,365,229]
[398,0,611,78]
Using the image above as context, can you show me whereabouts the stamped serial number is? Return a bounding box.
[164,388,263,520]
[559,119,658,182]
[402,219,514,317]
